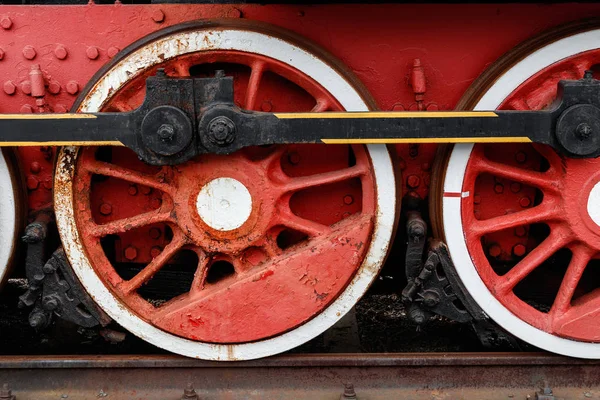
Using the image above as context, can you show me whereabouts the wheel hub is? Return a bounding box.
[195,177,253,231]
[587,181,600,228]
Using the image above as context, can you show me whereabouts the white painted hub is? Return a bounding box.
[196,177,252,231]
[587,182,600,227]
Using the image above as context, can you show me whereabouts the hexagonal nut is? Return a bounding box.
[3,80,16,95]
[0,16,12,30]
[86,46,99,60]
[107,46,120,58]
[151,9,165,23]
[22,45,36,60]
[48,81,61,95]
[54,45,68,60]
[66,80,79,95]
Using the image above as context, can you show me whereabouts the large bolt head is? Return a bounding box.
[207,116,236,146]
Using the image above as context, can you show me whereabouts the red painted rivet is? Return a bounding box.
[261,101,272,112]
[407,175,421,189]
[515,226,527,237]
[494,184,504,194]
[48,81,61,95]
[150,246,162,258]
[26,175,39,190]
[54,45,68,60]
[512,244,527,257]
[426,103,439,111]
[510,182,521,193]
[21,81,31,95]
[141,186,152,195]
[20,104,34,113]
[124,246,138,261]
[151,9,165,23]
[43,177,52,190]
[287,152,300,165]
[86,46,99,60]
[30,162,41,174]
[0,48,5,61]
[515,151,527,164]
[66,81,79,95]
[0,16,12,30]
[128,184,138,196]
[99,203,112,216]
[519,197,531,208]
[149,227,161,240]
[151,197,162,209]
[343,195,354,205]
[22,46,36,60]
[107,47,119,58]
[488,244,501,258]
[3,81,16,95]
[391,103,405,111]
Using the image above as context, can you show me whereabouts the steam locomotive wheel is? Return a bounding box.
[0,150,22,288]
[53,21,397,360]
[432,22,600,357]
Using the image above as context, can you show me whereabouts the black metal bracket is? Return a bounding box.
[2,69,600,165]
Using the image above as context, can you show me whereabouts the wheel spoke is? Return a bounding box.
[472,156,559,193]
[471,202,560,237]
[550,246,594,316]
[245,61,266,110]
[494,227,570,294]
[89,209,173,237]
[120,235,187,295]
[83,160,174,194]
[277,207,332,237]
[280,164,368,194]
[190,249,210,292]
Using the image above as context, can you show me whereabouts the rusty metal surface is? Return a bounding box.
[1,353,599,399]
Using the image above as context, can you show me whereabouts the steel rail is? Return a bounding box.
[0,352,599,399]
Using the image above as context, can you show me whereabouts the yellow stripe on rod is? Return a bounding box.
[275,111,499,119]
[321,137,531,144]
[0,114,97,120]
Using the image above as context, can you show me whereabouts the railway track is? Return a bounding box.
[0,353,598,399]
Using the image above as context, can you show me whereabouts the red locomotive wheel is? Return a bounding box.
[432,21,600,357]
[54,20,397,359]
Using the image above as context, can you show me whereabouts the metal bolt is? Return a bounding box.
[141,186,152,195]
[494,183,504,194]
[422,290,440,307]
[151,9,165,23]
[3,81,15,95]
[149,227,161,240]
[512,244,527,257]
[340,383,357,399]
[20,104,34,113]
[66,81,79,95]
[207,116,236,146]
[181,383,199,400]
[391,103,405,111]
[407,174,421,189]
[515,151,527,164]
[0,16,12,30]
[157,123,175,143]
[21,81,31,95]
[510,182,521,193]
[54,45,68,60]
[107,47,119,58]
[99,203,112,216]
[343,195,354,205]
[515,226,527,237]
[86,46,99,60]
[128,184,138,196]
[28,311,47,329]
[0,383,14,400]
[22,45,36,60]
[519,197,531,208]
[288,152,301,165]
[30,162,41,174]
[576,122,593,140]
[43,295,59,311]
[408,304,425,324]
[124,246,138,261]
[48,81,61,95]
[488,244,501,258]
[261,100,273,112]
[150,246,162,258]
[26,176,39,190]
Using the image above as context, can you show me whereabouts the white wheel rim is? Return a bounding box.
[443,28,600,358]
[0,152,18,286]
[54,26,396,360]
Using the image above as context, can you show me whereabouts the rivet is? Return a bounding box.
[343,195,354,205]
[26,175,39,190]
[261,101,272,112]
[519,197,531,208]
[151,9,165,23]
[3,81,16,95]
[128,184,138,196]
[124,246,138,261]
[426,103,439,111]
[391,103,405,111]
[20,104,34,113]
[149,228,162,240]
[86,46,99,60]
[48,81,61,95]
[150,246,162,258]
[66,81,79,95]
[0,16,12,30]
[515,151,527,164]
[22,45,36,60]
[510,182,521,193]
[287,152,300,165]
[512,244,527,257]
[494,183,504,194]
[21,81,31,95]
[99,203,112,216]
[151,198,162,208]
[488,244,501,258]
[107,47,119,58]
[43,177,52,190]
[30,162,41,174]
[514,226,527,237]
[54,45,68,60]
[141,186,152,195]
[407,175,421,189]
